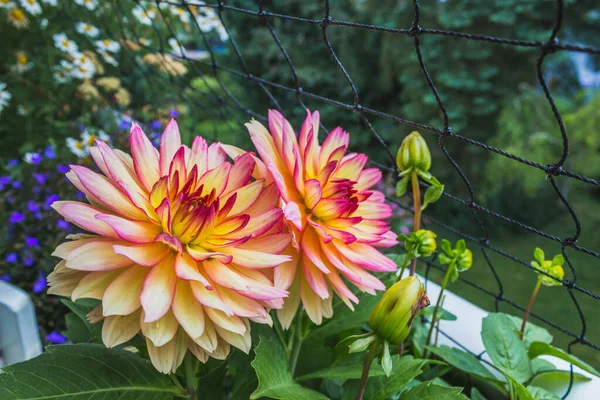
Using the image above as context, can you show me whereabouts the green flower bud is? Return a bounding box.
[531,248,564,287]
[399,229,437,257]
[397,131,432,173]
[439,239,472,272]
[369,276,430,345]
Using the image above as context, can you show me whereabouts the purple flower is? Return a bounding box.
[8,159,19,166]
[78,124,86,132]
[9,212,25,223]
[0,274,11,282]
[12,181,22,189]
[23,255,35,267]
[400,226,410,235]
[119,119,131,130]
[25,236,39,247]
[6,196,15,204]
[56,218,71,231]
[33,272,47,293]
[0,176,11,185]
[56,164,69,174]
[34,212,43,220]
[44,145,56,159]
[27,200,40,213]
[75,191,86,200]
[45,331,68,344]
[5,253,18,263]
[33,173,48,185]
[45,194,60,209]
[25,152,43,165]
[170,109,179,118]
[151,120,162,130]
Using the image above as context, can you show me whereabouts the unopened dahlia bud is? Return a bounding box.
[396,131,431,173]
[400,229,437,257]
[531,248,564,287]
[369,276,429,345]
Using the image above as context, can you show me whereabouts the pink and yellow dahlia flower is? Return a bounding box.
[48,120,291,373]
[225,110,398,328]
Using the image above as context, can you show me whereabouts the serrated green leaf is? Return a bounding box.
[364,357,439,400]
[528,342,600,377]
[424,345,500,383]
[399,381,468,400]
[0,344,183,399]
[481,313,532,383]
[61,298,103,343]
[504,314,553,350]
[250,336,327,400]
[526,386,561,400]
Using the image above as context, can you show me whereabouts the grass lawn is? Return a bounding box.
[419,186,600,368]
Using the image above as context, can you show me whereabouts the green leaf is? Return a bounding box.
[296,360,387,381]
[229,350,258,400]
[381,342,393,377]
[250,336,327,400]
[530,369,590,391]
[528,342,600,377]
[399,381,468,400]
[0,344,183,399]
[481,313,532,383]
[422,307,457,322]
[61,298,103,343]
[422,184,444,210]
[503,373,535,400]
[396,175,410,197]
[531,359,555,375]
[440,239,452,255]
[470,387,487,400]
[64,313,92,344]
[534,248,545,266]
[424,345,500,382]
[526,386,560,400]
[504,314,553,350]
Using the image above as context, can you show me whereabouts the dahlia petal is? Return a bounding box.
[219,247,292,269]
[335,153,368,181]
[246,120,284,174]
[320,243,361,282]
[324,265,359,306]
[96,214,162,244]
[190,280,233,316]
[219,287,271,317]
[306,218,333,244]
[102,265,148,316]
[102,310,141,348]
[229,208,283,238]
[117,181,159,222]
[304,179,322,210]
[71,270,121,301]
[223,180,264,216]
[150,177,169,209]
[301,227,330,273]
[273,249,299,290]
[113,242,170,267]
[66,240,131,271]
[266,162,297,203]
[172,280,205,339]
[215,324,251,354]
[210,339,231,360]
[224,152,255,196]
[341,262,386,291]
[155,199,172,235]
[47,265,86,297]
[146,329,187,374]
[312,198,351,220]
[130,124,160,191]
[197,162,231,198]
[140,256,177,322]
[188,339,210,363]
[373,230,399,248]
[207,142,226,170]
[70,165,147,220]
[52,201,118,238]
[89,146,110,177]
[356,168,383,192]
[155,233,183,253]
[159,119,182,176]
[354,201,393,219]
[213,215,250,236]
[300,272,329,325]
[239,233,292,254]
[334,241,397,272]
[193,318,218,352]
[175,252,212,287]
[187,136,208,175]
[64,171,105,209]
[276,280,301,330]
[169,146,188,192]
[302,256,330,299]
[52,236,106,259]
[205,308,246,334]
[280,117,301,177]
[187,245,232,264]
[244,182,279,216]
[320,127,349,169]
[140,309,178,347]
[96,140,146,196]
[283,201,303,231]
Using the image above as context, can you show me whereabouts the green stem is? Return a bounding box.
[409,173,421,276]
[184,354,196,399]
[397,249,414,281]
[289,312,304,377]
[521,278,542,339]
[273,314,288,353]
[423,263,453,359]
[355,340,380,400]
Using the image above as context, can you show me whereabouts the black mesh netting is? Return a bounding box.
[76,0,600,396]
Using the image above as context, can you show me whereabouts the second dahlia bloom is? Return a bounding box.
[226,110,398,327]
[48,120,291,373]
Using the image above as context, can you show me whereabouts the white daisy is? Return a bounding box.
[71,59,96,79]
[66,137,88,158]
[168,37,185,57]
[0,82,12,113]
[169,5,190,23]
[20,0,41,15]
[54,59,74,83]
[0,0,15,9]
[95,38,120,53]
[74,0,97,11]
[14,51,32,73]
[216,24,228,41]
[99,50,118,67]
[53,33,79,55]
[196,16,213,33]
[76,22,99,37]
[81,129,111,150]
[41,0,56,5]
[17,104,31,116]
[132,5,155,25]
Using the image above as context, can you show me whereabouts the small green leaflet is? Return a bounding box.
[528,342,600,378]
[399,381,467,400]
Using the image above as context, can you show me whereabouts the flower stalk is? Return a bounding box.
[423,264,452,359]
[520,278,542,339]
[409,173,421,276]
[184,354,196,399]
[355,339,380,400]
[289,312,304,376]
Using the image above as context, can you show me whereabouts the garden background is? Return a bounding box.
[1,0,600,369]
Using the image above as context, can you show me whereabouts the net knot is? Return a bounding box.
[247,73,255,81]
[409,25,423,38]
[441,127,452,137]
[562,279,574,289]
[353,104,363,113]
[541,37,559,54]
[546,163,563,176]
[563,237,577,247]
[296,87,303,95]
[321,16,332,28]
[479,237,489,246]
[467,200,476,209]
